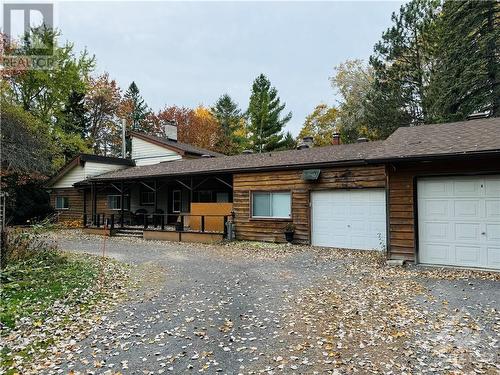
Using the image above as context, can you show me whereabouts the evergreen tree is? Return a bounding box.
[123,81,150,132]
[59,90,87,137]
[368,0,440,136]
[278,131,297,151]
[247,74,292,152]
[211,94,246,154]
[429,0,500,121]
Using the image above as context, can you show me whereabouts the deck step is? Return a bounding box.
[114,229,144,238]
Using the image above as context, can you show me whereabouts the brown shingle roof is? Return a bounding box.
[86,141,384,181]
[86,117,500,182]
[130,131,224,157]
[372,117,500,160]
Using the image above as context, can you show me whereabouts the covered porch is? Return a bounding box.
[77,173,234,241]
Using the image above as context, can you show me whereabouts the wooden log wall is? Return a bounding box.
[233,165,386,244]
[50,188,86,221]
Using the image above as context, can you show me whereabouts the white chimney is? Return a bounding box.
[163,120,177,141]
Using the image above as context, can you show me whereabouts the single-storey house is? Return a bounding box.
[46,117,500,271]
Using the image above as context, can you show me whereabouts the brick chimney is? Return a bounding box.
[332,132,341,145]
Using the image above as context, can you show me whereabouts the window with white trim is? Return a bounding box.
[55,196,69,210]
[252,192,291,218]
[107,195,129,210]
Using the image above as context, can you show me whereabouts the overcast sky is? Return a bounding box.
[57,1,403,136]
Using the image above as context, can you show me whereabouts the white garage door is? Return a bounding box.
[418,175,500,270]
[311,189,386,250]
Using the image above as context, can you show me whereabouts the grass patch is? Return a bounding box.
[0,251,98,330]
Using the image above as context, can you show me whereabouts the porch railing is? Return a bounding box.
[83,212,233,236]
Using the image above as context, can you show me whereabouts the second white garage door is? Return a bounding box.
[418,175,500,270]
[311,189,386,250]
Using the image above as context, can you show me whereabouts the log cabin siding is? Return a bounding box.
[50,188,86,221]
[233,165,386,244]
[387,157,500,262]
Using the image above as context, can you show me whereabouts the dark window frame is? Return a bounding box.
[55,196,69,210]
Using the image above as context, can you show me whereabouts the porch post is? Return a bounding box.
[91,182,97,225]
[120,181,124,228]
[83,187,87,226]
[154,179,158,227]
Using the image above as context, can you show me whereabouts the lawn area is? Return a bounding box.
[0,251,98,330]
[0,230,130,374]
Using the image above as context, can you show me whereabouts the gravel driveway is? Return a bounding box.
[41,231,499,374]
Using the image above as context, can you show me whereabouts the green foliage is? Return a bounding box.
[0,101,52,175]
[58,91,87,137]
[299,104,339,146]
[4,27,94,125]
[368,0,440,135]
[211,94,247,154]
[429,0,500,121]
[124,81,151,132]
[330,60,375,143]
[247,74,292,152]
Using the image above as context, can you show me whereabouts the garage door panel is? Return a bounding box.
[485,177,500,195]
[454,200,481,218]
[418,175,500,271]
[486,247,500,268]
[485,200,500,218]
[453,179,482,196]
[454,223,481,241]
[311,189,386,251]
[422,222,449,241]
[419,180,450,198]
[423,200,449,218]
[455,245,481,265]
[421,243,450,263]
[486,224,500,241]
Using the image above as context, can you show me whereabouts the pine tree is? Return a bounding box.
[211,94,246,154]
[247,74,292,152]
[429,0,500,121]
[59,90,87,138]
[123,81,150,132]
[368,0,440,135]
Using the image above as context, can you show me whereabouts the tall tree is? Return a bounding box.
[211,94,247,154]
[368,0,440,136]
[84,73,122,155]
[3,27,94,125]
[330,60,375,143]
[123,81,150,132]
[247,74,292,152]
[429,0,500,121]
[299,104,339,146]
[59,90,86,137]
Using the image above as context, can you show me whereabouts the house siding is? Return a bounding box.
[50,188,86,221]
[233,165,386,244]
[131,136,182,166]
[387,157,500,262]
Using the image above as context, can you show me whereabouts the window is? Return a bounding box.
[198,191,212,203]
[172,190,181,213]
[108,195,130,210]
[55,196,69,210]
[216,192,229,203]
[252,192,291,218]
[140,190,155,206]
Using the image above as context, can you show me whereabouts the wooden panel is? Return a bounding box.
[387,158,500,262]
[233,165,386,244]
[189,203,233,232]
[50,188,86,221]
